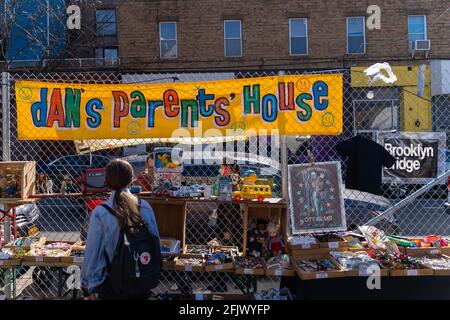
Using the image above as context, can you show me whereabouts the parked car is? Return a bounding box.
[0,203,41,244]
[37,154,112,193]
[119,153,282,197]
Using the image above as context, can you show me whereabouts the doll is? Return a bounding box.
[60,175,72,194]
[0,169,8,195]
[255,219,268,239]
[266,222,285,256]
[247,231,264,257]
[221,230,235,247]
[5,175,19,197]
[219,162,233,178]
[230,173,242,192]
[45,178,54,194]
[243,170,257,185]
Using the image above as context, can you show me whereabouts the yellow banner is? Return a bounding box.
[16,74,343,140]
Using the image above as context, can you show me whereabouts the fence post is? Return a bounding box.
[1,72,13,299]
[2,72,11,161]
[280,135,290,237]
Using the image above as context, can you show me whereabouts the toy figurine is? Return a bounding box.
[230,173,242,192]
[219,160,233,178]
[243,170,257,185]
[221,230,235,247]
[60,175,72,194]
[256,219,268,239]
[202,184,212,199]
[0,169,8,195]
[45,178,54,194]
[266,222,284,256]
[36,173,50,194]
[247,231,264,257]
[5,175,19,198]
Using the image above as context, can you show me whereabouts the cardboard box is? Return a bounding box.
[293,255,345,280]
[318,241,349,249]
[0,161,35,200]
[60,253,84,265]
[288,242,320,252]
[0,258,21,267]
[410,253,450,276]
[234,257,266,275]
[329,254,389,277]
[184,244,210,258]
[161,238,181,257]
[162,259,175,270]
[205,262,234,272]
[234,267,265,276]
[405,247,450,256]
[290,246,347,257]
[389,268,434,277]
[173,256,205,272]
[22,255,63,263]
[265,267,296,277]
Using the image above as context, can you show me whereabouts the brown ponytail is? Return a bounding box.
[105,159,143,232]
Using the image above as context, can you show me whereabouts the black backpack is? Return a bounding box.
[101,201,161,299]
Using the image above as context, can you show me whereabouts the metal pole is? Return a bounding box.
[365,168,450,227]
[2,72,11,161]
[280,135,290,238]
[280,135,289,200]
[1,72,12,299]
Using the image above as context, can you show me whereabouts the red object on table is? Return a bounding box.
[0,207,17,249]
[86,199,104,213]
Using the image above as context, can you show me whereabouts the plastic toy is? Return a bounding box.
[5,176,19,197]
[60,175,72,194]
[217,177,233,201]
[45,178,54,194]
[230,173,242,191]
[234,256,265,269]
[266,222,284,256]
[0,168,7,190]
[233,184,272,202]
[242,170,257,185]
[202,184,212,199]
[157,153,179,169]
[206,252,228,265]
[130,185,142,194]
[266,254,290,270]
[297,259,338,272]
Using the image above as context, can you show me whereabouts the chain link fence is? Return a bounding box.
[1,64,450,299]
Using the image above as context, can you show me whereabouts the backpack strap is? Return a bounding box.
[100,200,143,271]
[101,203,117,218]
[100,203,118,272]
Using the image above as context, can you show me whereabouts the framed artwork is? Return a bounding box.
[288,161,346,234]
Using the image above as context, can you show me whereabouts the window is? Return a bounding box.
[96,9,117,36]
[346,17,365,54]
[289,18,308,55]
[95,47,118,66]
[95,47,118,59]
[352,88,400,132]
[224,20,242,57]
[408,15,427,50]
[160,22,177,59]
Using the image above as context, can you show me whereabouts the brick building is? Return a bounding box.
[116,0,450,72]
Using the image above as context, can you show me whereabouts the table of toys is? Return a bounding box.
[0,196,297,299]
[278,226,450,300]
[2,159,450,299]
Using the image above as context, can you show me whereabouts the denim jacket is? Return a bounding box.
[81,189,160,294]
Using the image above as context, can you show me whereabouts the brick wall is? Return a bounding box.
[117,0,450,72]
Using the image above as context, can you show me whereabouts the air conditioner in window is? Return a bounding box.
[413,39,431,51]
